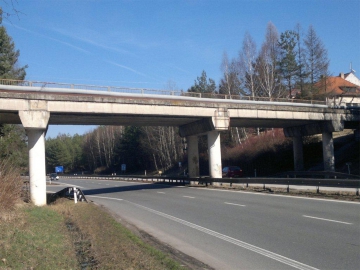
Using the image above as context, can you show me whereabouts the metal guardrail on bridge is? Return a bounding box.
[0,79,326,105]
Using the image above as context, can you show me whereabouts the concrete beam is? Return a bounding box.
[179,109,229,137]
[19,110,50,129]
[179,118,214,137]
[283,120,344,137]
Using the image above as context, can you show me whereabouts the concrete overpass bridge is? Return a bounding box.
[0,80,359,206]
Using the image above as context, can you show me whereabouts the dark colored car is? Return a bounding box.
[50,173,59,180]
[222,166,243,178]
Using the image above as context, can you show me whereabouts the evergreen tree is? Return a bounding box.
[277,30,300,98]
[0,124,27,167]
[0,8,27,80]
[188,70,216,95]
[0,9,28,170]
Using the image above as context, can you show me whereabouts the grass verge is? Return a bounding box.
[0,198,187,270]
[0,204,78,269]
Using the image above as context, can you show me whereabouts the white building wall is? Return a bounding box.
[344,73,360,86]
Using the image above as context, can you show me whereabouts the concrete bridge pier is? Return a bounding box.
[187,135,199,178]
[19,110,50,206]
[180,111,229,179]
[207,130,222,178]
[322,132,335,171]
[27,129,47,205]
[292,135,304,171]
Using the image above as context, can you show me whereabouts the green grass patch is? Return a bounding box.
[1,199,186,270]
[0,205,78,269]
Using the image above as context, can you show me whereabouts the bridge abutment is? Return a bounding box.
[19,110,50,206]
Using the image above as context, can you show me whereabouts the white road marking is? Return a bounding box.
[303,215,353,225]
[189,186,360,204]
[183,196,195,199]
[157,192,166,194]
[224,202,246,207]
[87,195,123,201]
[129,201,319,270]
[55,182,85,188]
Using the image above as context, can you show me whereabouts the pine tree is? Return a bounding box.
[277,30,300,98]
[0,9,28,169]
[0,8,28,80]
[188,70,216,95]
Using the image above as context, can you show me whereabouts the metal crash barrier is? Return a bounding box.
[53,187,88,203]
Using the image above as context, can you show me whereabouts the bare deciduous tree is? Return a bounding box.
[256,22,283,99]
[238,32,258,98]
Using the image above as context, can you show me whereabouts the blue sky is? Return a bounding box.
[2,0,360,138]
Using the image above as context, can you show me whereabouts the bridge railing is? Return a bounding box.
[0,79,326,105]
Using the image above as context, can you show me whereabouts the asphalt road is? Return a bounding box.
[48,179,360,270]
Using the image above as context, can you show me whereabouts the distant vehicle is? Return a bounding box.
[222,166,243,178]
[50,173,59,180]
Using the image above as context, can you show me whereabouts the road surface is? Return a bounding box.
[47,178,360,270]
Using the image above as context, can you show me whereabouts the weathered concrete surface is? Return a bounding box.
[207,131,222,178]
[292,136,304,171]
[0,90,357,130]
[187,136,199,178]
[19,110,50,129]
[27,129,47,206]
[322,132,335,171]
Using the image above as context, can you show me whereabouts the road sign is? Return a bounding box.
[55,166,64,173]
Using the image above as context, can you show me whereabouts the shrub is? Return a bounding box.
[0,159,23,212]
[222,129,293,176]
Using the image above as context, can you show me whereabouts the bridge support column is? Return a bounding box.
[293,136,304,171]
[19,110,49,206]
[187,135,199,178]
[207,130,222,178]
[27,129,47,206]
[322,132,335,172]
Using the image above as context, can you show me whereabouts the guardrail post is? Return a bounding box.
[74,187,78,203]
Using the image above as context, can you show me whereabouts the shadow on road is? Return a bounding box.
[82,182,184,196]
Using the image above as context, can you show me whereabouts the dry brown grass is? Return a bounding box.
[0,159,23,215]
[50,199,184,270]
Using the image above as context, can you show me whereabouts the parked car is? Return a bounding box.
[222,166,243,178]
[50,173,59,180]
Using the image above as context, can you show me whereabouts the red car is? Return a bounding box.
[222,166,243,178]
